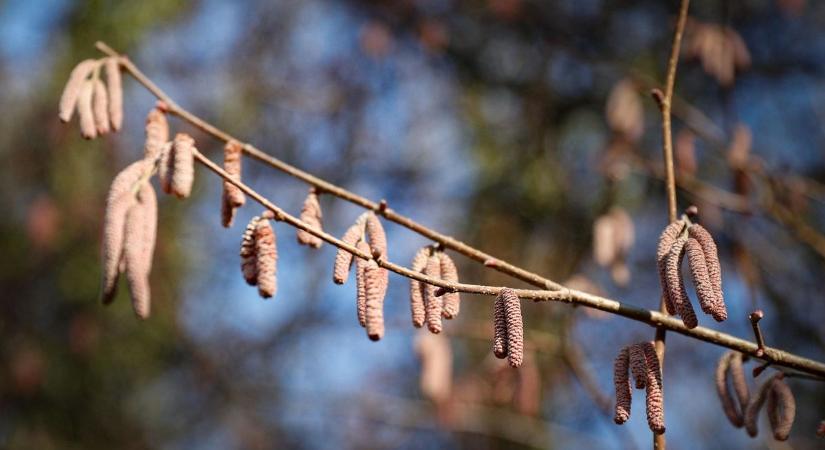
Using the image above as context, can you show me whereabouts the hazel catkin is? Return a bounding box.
[78,80,97,140]
[767,378,795,441]
[424,254,443,334]
[686,237,723,320]
[640,342,665,434]
[715,351,746,427]
[364,257,385,341]
[502,288,524,368]
[123,182,157,319]
[105,57,123,131]
[438,252,461,319]
[92,79,110,135]
[665,235,698,328]
[493,291,508,359]
[144,108,169,160]
[366,212,387,257]
[745,373,784,437]
[221,140,246,227]
[333,213,367,284]
[613,346,632,424]
[409,247,429,328]
[59,59,97,123]
[254,218,277,299]
[240,216,261,286]
[296,188,323,248]
[169,133,195,199]
[656,220,684,316]
[629,343,648,390]
[354,240,370,328]
[689,223,726,320]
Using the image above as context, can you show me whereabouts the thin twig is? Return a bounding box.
[749,310,766,358]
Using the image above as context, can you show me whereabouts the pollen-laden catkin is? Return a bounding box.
[59,59,97,123]
[240,216,260,285]
[641,341,665,434]
[366,212,387,258]
[123,182,157,319]
[144,108,169,160]
[78,80,97,140]
[656,220,684,315]
[170,133,195,198]
[745,373,784,437]
[364,258,386,341]
[220,141,246,227]
[493,291,508,359]
[688,224,726,321]
[613,346,632,424]
[685,237,723,320]
[767,378,795,441]
[100,160,149,305]
[296,189,323,248]
[715,352,745,427]
[409,247,429,328]
[629,343,648,390]
[92,79,110,135]
[333,214,367,284]
[105,57,123,131]
[424,254,443,334]
[254,219,277,298]
[439,252,460,319]
[354,240,370,327]
[502,288,524,368]
[666,235,698,328]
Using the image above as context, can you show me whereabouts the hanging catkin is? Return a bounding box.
[296,188,323,248]
[493,291,508,359]
[629,343,648,389]
[105,57,123,131]
[715,351,746,427]
[729,351,750,412]
[144,108,169,160]
[409,247,429,327]
[364,257,385,341]
[92,79,110,135]
[221,140,246,227]
[366,212,387,257]
[641,342,665,434]
[689,224,726,319]
[333,213,367,284]
[502,288,524,368]
[613,346,632,424]
[254,218,277,298]
[78,80,97,140]
[59,59,97,123]
[439,252,460,319]
[745,373,784,437]
[656,220,684,315]
[123,182,157,319]
[240,216,260,285]
[665,235,698,328]
[100,160,149,304]
[685,237,723,320]
[354,240,370,327]
[169,133,195,198]
[424,254,443,334]
[766,378,795,441]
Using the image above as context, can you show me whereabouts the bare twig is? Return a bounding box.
[749,310,766,358]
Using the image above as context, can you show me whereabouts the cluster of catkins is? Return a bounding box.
[493,288,524,368]
[592,207,635,286]
[656,215,727,328]
[716,351,796,441]
[99,106,197,318]
[613,341,665,434]
[59,57,123,139]
[409,246,461,334]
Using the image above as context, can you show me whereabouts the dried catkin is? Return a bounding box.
[364,258,385,341]
[424,254,443,334]
[641,342,665,434]
[170,133,195,198]
[296,188,323,247]
[656,220,684,315]
[493,292,508,359]
[354,240,370,327]
[665,235,698,328]
[767,378,795,441]
[59,59,97,123]
[629,343,648,390]
[255,219,277,298]
[613,346,632,424]
[220,140,246,227]
[688,224,726,320]
[745,374,784,437]
[100,160,149,304]
[502,288,524,368]
[92,79,110,135]
[78,80,97,140]
[729,351,750,412]
[686,237,722,320]
[415,332,452,404]
[333,213,367,284]
[105,57,123,131]
[144,108,169,160]
[366,212,387,257]
[240,216,261,285]
[715,352,745,427]
[409,247,429,328]
[439,252,460,319]
[123,182,157,319]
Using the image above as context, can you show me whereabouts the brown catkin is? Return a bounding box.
[158,142,173,194]
[656,220,684,315]
[666,235,698,328]
[296,189,323,248]
[729,352,750,415]
[641,341,665,434]
[366,212,387,257]
[100,160,149,305]
[240,216,260,285]
[364,258,385,341]
[614,346,632,424]
[409,247,429,328]
[221,140,246,227]
[629,343,648,390]
[685,237,723,320]
[105,57,123,131]
[170,133,195,199]
[688,224,726,320]
[424,254,443,334]
[144,108,169,160]
[767,378,795,441]
[745,373,784,437]
[92,79,110,135]
[333,213,367,284]
[354,240,370,327]
[254,219,277,298]
[78,80,97,139]
[123,182,157,319]
[59,59,97,123]
[493,292,508,359]
[502,288,523,368]
[439,252,460,319]
[715,352,745,427]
